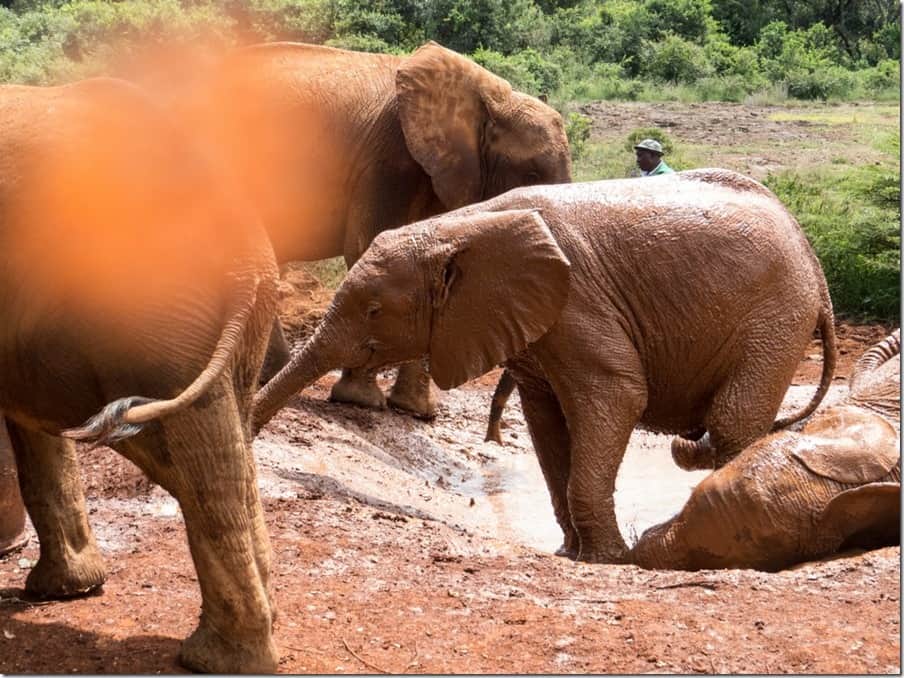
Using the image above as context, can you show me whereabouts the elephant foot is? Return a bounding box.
[576,543,630,564]
[671,432,718,471]
[554,543,579,559]
[329,374,387,410]
[388,378,438,420]
[387,386,437,420]
[25,546,106,599]
[179,620,278,674]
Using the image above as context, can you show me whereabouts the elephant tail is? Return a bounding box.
[771,305,838,432]
[62,269,263,446]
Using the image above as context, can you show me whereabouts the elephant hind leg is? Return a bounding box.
[6,418,106,598]
[695,335,809,469]
[115,381,277,674]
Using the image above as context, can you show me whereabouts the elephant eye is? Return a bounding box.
[525,170,541,183]
[365,301,382,320]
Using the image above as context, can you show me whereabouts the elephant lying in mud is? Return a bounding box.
[0,79,280,673]
[630,329,901,572]
[185,40,572,416]
[253,169,837,564]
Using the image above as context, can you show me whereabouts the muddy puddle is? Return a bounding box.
[254,375,847,556]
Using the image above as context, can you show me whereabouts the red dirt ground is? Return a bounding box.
[0,261,898,675]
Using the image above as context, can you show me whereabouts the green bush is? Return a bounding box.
[765,167,900,321]
[785,64,855,100]
[859,58,900,94]
[624,127,674,154]
[564,111,592,160]
[325,33,401,54]
[642,32,713,83]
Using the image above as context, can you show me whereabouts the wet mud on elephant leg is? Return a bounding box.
[540,333,648,564]
[258,317,292,385]
[114,380,277,674]
[7,419,106,598]
[672,322,820,471]
[388,359,438,418]
[513,371,577,558]
[0,420,27,556]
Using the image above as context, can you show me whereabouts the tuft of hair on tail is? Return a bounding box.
[62,396,155,447]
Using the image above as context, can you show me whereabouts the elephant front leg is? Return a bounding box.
[330,367,387,409]
[388,359,438,419]
[517,378,578,558]
[6,420,106,598]
[546,355,648,564]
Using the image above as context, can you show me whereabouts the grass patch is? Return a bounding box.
[302,257,347,290]
[768,107,899,126]
[765,163,900,321]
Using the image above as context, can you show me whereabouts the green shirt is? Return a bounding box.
[644,159,674,176]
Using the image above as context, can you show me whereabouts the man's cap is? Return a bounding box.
[633,138,664,154]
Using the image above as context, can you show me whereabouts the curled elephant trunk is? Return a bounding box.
[251,323,341,435]
[627,523,684,571]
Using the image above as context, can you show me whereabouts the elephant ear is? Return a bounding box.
[396,41,512,209]
[427,209,570,390]
[815,482,900,552]
[792,408,900,484]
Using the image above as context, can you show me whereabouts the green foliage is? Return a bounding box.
[765,163,900,321]
[624,127,674,154]
[0,0,897,104]
[472,47,561,94]
[304,257,347,290]
[564,111,591,160]
[642,32,712,83]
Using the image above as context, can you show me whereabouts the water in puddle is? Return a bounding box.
[478,431,709,552]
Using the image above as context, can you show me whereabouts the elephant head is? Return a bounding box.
[396,42,572,209]
[253,209,571,433]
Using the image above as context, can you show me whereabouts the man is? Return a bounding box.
[634,138,674,176]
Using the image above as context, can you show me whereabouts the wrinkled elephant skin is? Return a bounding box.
[254,169,838,565]
[186,41,572,416]
[0,79,280,673]
[630,329,901,572]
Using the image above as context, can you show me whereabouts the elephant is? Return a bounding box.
[252,168,838,563]
[181,40,572,416]
[0,423,27,556]
[629,328,900,572]
[0,78,281,673]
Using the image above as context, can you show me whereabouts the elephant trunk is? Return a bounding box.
[251,319,342,435]
[628,523,684,571]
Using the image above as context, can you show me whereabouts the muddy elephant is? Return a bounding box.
[630,329,900,572]
[0,79,280,673]
[0,423,27,556]
[253,168,837,563]
[183,40,572,416]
